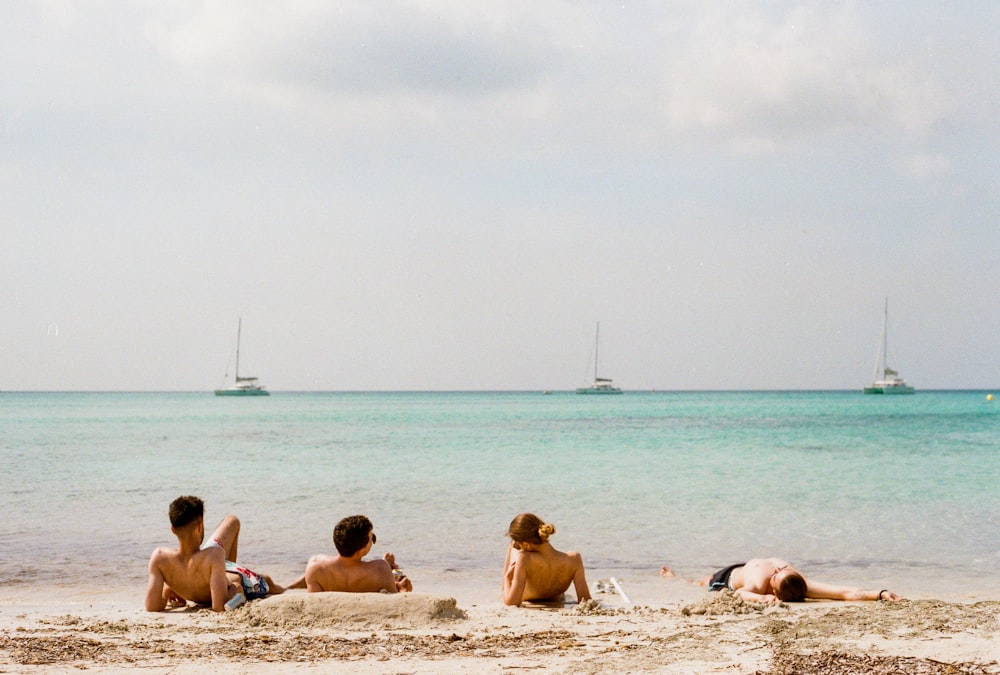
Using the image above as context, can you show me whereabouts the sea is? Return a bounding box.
[1,390,997,601]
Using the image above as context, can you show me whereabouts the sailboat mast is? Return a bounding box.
[872,299,888,380]
[235,317,242,380]
[881,299,889,377]
[594,322,600,382]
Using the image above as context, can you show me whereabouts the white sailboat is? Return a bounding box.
[214,318,269,396]
[863,299,914,395]
[576,322,622,395]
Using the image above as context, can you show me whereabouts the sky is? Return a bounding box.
[2,1,999,391]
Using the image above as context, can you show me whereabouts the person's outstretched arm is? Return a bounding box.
[806,580,901,601]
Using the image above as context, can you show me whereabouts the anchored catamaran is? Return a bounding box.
[576,322,622,395]
[214,318,269,396]
[863,299,914,395]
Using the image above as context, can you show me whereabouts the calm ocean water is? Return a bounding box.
[1,391,997,599]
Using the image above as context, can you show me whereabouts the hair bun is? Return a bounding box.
[538,523,556,541]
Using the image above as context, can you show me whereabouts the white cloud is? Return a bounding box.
[655,4,948,146]
[133,2,953,154]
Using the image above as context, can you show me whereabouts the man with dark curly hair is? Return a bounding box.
[303,515,412,593]
[145,495,289,611]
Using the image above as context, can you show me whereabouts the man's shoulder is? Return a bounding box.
[362,557,392,571]
[151,545,223,569]
[306,553,339,570]
[149,546,178,565]
[305,555,341,586]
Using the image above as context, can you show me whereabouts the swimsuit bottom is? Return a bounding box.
[225,561,270,600]
[708,563,746,592]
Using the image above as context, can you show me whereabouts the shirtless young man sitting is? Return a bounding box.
[660,557,902,603]
[502,513,591,606]
[145,495,287,612]
[303,515,412,593]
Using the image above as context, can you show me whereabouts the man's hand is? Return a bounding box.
[163,586,187,608]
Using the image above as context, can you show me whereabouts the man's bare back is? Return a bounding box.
[145,498,284,612]
[305,552,407,593]
[727,558,792,601]
[303,515,412,594]
[148,543,230,608]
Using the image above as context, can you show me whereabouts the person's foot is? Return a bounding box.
[659,565,676,578]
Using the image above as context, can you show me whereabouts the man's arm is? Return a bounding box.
[735,588,779,604]
[145,552,168,612]
[304,556,328,592]
[207,549,231,612]
[382,552,412,592]
[806,580,900,601]
[372,558,399,593]
[732,565,780,604]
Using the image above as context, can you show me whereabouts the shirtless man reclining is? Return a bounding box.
[660,557,902,603]
[145,495,288,612]
[303,515,412,593]
[502,513,591,606]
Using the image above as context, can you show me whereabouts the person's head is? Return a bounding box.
[771,569,807,602]
[506,513,555,550]
[333,515,375,557]
[168,495,204,531]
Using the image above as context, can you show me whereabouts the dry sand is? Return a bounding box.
[2,577,998,673]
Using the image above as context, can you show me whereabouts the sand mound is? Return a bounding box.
[230,591,466,629]
[681,589,777,616]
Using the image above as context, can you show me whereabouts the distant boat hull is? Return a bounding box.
[214,387,270,397]
[863,383,914,395]
[575,385,623,395]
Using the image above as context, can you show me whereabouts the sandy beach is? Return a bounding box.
[2,571,997,674]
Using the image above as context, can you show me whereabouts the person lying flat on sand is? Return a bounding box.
[660,557,902,603]
[502,513,591,606]
[145,495,288,612]
[298,515,412,593]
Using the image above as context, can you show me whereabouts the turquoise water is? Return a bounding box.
[1,391,997,597]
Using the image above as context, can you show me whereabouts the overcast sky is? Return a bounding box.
[2,1,998,391]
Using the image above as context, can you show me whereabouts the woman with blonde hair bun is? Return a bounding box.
[502,513,590,606]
